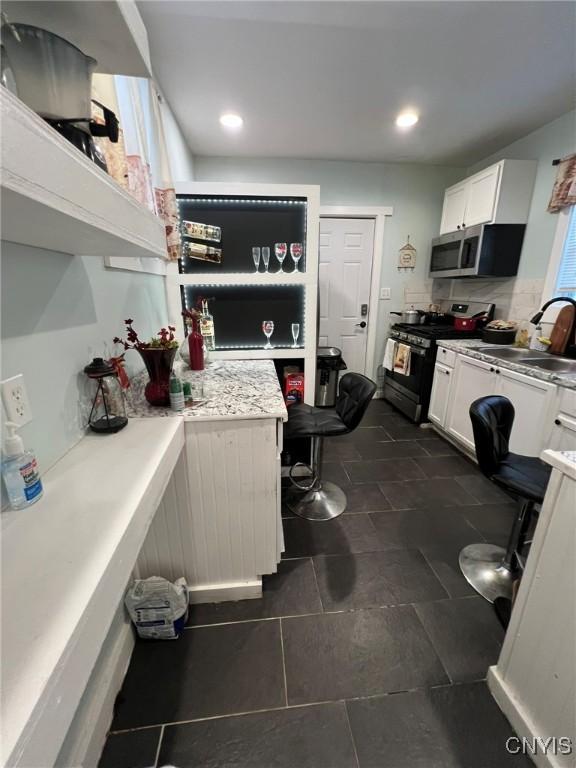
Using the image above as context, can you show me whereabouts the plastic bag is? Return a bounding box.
[125,576,188,640]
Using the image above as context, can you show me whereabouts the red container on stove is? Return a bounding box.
[454,317,478,331]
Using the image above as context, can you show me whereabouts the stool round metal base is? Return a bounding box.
[459,543,515,603]
[287,481,347,521]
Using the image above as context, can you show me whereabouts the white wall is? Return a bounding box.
[159,92,195,181]
[1,244,169,477]
[193,157,464,381]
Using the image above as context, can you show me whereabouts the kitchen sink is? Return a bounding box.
[473,346,550,360]
[521,357,576,374]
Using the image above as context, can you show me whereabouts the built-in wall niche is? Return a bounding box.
[177,195,307,274]
[182,284,306,350]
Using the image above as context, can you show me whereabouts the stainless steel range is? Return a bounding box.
[383,300,495,423]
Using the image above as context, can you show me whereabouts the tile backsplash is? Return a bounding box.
[403,277,546,326]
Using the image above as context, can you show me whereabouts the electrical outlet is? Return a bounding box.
[380,287,391,300]
[1,374,32,427]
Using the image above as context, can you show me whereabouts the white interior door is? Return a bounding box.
[318,217,375,374]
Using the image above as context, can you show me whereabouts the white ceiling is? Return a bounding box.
[139,1,576,165]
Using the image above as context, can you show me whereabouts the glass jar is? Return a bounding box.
[84,357,128,433]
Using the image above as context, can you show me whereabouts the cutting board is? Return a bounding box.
[549,305,576,355]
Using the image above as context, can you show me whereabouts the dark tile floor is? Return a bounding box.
[100,401,531,768]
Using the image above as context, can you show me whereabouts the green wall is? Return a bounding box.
[467,110,576,280]
[1,244,169,474]
[194,157,465,379]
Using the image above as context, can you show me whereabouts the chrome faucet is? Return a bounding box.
[531,297,576,357]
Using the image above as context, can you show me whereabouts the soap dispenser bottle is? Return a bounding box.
[1,422,43,509]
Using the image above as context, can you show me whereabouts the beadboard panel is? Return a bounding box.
[138,418,282,600]
[489,466,575,767]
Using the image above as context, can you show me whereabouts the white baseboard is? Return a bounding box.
[188,579,262,604]
[488,666,561,768]
[55,609,135,768]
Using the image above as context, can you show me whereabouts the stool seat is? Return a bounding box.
[284,372,376,520]
[284,403,350,439]
[459,395,551,604]
[492,453,552,502]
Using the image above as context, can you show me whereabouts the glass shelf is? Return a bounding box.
[177,194,307,275]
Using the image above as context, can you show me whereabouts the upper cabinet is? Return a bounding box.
[439,160,537,235]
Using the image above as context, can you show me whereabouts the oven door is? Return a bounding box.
[429,231,463,278]
[383,342,434,422]
[385,343,430,396]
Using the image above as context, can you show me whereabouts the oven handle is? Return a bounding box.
[389,340,427,356]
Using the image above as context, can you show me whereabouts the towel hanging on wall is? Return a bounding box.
[548,153,576,213]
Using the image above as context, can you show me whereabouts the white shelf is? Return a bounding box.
[210,348,307,360]
[1,418,184,768]
[169,271,310,287]
[1,89,167,259]
[170,182,320,404]
[2,0,152,77]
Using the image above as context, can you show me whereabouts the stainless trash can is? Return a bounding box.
[315,347,347,407]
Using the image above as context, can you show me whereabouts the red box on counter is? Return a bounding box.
[284,372,304,407]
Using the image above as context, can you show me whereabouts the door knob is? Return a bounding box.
[356,321,367,328]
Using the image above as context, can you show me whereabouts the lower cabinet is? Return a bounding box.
[496,367,557,454]
[432,352,559,456]
[445,356,496,450]
[429,362,453,427]
[548,413,576,450]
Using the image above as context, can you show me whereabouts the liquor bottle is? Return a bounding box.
[188,316,204,371]
[200,299,216,351]
[181,220,222,242]
[183,241,222,264]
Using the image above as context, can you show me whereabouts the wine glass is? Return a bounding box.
[262,320,274,349]
[290,243,303,272]
[274,242,287,272]
[252,247,261,273]
[262,247,271,273]
[291,323,300,348]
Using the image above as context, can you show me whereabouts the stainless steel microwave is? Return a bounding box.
[429,224,526,278]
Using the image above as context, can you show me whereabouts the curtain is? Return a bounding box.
[141,81,181,262]
[92,75,181,261]
[548,153,576,213]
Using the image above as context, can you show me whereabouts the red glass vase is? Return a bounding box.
[188,319,204,371]
[138,347,177,406]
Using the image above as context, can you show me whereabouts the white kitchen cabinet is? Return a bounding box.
[548,413,576,450]
[441,353,559,456]
[439,182,468,235]
[465,164,501,227]
[497,367,557,455]
[438,160,536,235]
[445,355,496,449]
[428,362,453,427]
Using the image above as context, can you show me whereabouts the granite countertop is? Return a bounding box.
[437,339,576,391]
[126,359,288,422]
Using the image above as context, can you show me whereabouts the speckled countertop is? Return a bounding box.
[541,450,576,480]
[437,339,576,390]
[126,359,288,422]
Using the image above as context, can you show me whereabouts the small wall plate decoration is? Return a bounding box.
[398,237,417,271]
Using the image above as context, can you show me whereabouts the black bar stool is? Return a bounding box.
[459,395,551,602]
[284,372,376,521]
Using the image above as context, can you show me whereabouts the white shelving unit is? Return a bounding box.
[167,182,320,404]
[1,89,166,259]
[2,0,152,77]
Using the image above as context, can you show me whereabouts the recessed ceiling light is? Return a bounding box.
[395,111,419,129]
[220,113,244,129]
